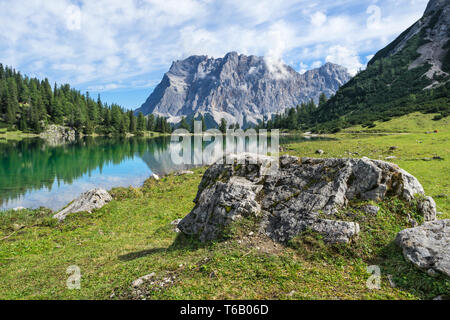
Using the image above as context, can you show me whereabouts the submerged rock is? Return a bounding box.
[53,188,112,221]
[396,220,450,278]
[178,154,436,244]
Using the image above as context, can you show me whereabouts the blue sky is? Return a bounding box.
[0,0,429,110]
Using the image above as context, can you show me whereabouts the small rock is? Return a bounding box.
[396,220,450,278]
[389,146,398,151]
[387,275,396,288]
[151,173,160,180]
[385,156,397,161]
[171,219,182,233]
[417,196,437,222]
[248,232,254,236]
[12,223,25,231]
[132,273,156,288]
[174,170,194,176]
[310,219,360,244]
[315,149,324,155]
[287,290,296,297]
[53,188,112,221]
[432,156,443,160]
[361,205,380,216]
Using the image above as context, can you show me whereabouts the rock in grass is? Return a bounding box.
[361,205,380,216]
[174,170,194,176]
[53,188,112,221]
[417,196,437,222]
[178,154,436,244]
[132,273,156,288]
[171,219,182,233]
[396,220,450,278]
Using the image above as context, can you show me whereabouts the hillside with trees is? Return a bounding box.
[264,2,450,133]
[0,64,172,135]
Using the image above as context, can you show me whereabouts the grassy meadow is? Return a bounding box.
[0,113,448,300]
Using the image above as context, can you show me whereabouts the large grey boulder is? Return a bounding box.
[396,220,450,277]
[53,188,112,221]
[178,154,436,244]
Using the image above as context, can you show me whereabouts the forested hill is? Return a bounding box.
[264,0,450,133]
[310,0,450,132]
[0,64,172,135]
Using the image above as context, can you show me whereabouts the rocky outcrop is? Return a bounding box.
[53,188,112,221]
[178,154,436,243]
[39,125,76,146]
[135,53,351,127]
[369,0,449,82]
[396,220,450,277]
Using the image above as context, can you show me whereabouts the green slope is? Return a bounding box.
[311,2,450,132]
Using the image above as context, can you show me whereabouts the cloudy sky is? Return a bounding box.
[0,0,429,110]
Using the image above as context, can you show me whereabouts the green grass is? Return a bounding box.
[0,128,38,141]
[0,114,449,300]
[341,112,450,133]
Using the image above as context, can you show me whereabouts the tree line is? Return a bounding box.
[0,64,172,135]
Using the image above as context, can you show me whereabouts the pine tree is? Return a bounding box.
[219,118,227,133]
[319,93,328,107]
[137,112,146,132]
[147,114,155,131]
[179,117,190,131]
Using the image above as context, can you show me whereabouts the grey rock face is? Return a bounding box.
[39,125,76,146]
[396,220,450,277]
[135,53,351,127]
[372,0,450,82]
[178,154,436,244]
[53,188,112,221]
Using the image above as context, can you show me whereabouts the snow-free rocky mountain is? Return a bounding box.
[369,0,449,87]
[135,52,351,127]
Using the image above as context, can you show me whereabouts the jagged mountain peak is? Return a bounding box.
[136,52,351,127]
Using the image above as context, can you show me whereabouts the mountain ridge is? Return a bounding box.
[308,0,450,132]
[135,52,351,127]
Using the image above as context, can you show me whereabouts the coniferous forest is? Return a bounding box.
[0,64,172,135]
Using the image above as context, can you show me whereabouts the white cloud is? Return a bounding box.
[0,0,430,96]
[325,45,364,75]
[310,12,327,27]
[311,61,323,69]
